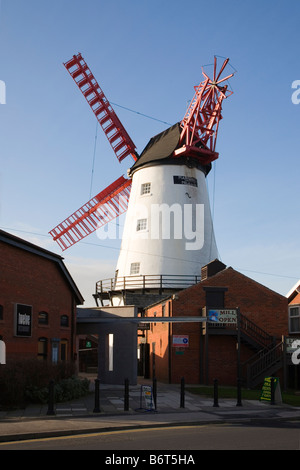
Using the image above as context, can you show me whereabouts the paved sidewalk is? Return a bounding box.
[0,379,299,443]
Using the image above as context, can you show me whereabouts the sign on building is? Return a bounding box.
[208,309,237,324]
[15,304,32,337]
[172,335,189,348]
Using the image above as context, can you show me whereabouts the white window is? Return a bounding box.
[136,218,147,231]
[289,305,300,333]
[141,182,151,195]
[130,262,140,275]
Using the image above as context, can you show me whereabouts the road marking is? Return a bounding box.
[0,424,209,446]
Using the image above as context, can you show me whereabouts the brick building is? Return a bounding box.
[286,281,300,388]
[140,260,289,388]
[0,230,84,364]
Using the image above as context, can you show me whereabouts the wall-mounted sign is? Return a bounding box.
[172,335,189,348]
[208,309,237,324]
[15,304,32,337]
[173,176,198,187]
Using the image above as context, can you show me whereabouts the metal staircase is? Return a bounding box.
[208,312,283,389]
[239,314,283,388]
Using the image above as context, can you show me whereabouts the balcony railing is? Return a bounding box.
[95,274,201,295]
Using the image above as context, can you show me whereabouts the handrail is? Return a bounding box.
[245,342,283,388]
[95,274,202,294]
[240,313,275,350]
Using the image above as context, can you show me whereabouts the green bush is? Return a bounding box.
[0,359,90,409]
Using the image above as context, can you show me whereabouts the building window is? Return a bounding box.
[136,218,147,231]
[38,337,48,360]
[289,306,300,333]
[141,182,151,195]
[130,262,140,275]
[0,305,3,321]
[60,315,69,327]
[38,311,48,325]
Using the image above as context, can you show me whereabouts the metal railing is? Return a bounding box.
[245,342,283,388]
[240,313,275,350]
[95,274,201,294]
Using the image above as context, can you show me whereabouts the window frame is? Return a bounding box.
[289,305,300,334]
[141,182,151,195]
[60,315,69,328]
[136,218,147,232]
[38,311,49,325]
[130,262,140,275]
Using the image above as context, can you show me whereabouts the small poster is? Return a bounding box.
[260,377,282,404]
[141,385,154,411]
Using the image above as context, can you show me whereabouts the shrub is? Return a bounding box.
[0,359,90,409]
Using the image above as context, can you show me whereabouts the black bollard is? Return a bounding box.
[124,378,129,411]
[236,378,242,406]
[180,377,185,408]
[47,379,55,415]
[93,378,100,413]
[213,379,219,407]
[152,377,157,410]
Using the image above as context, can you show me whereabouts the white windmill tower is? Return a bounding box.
[50,54,234,306]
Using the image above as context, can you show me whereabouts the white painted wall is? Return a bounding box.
[114,163,218,288]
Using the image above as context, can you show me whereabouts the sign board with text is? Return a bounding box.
[260,377,282,404]
[15,304,32,337]
[208,309,237,324]
[172,335,189,348]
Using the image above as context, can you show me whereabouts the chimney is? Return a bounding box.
[201,259,226,281]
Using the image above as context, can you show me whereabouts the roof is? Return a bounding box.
[0,229,84,304]
[286,280,300,303]
[130,123,211,175]
[130,123,181,173]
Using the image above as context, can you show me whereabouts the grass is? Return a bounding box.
[186,386,300,407]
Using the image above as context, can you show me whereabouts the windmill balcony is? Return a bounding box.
[93,274,202,308]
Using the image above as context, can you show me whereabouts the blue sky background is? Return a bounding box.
[0,0,299,306]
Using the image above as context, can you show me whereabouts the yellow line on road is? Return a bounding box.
[0,424,210,446]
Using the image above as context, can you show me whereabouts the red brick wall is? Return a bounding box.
[144,267,288,385]
[144,301,170,382]
[289,292,300,305]
[0,241,76,362]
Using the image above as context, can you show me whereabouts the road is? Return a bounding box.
[0,420,299,451]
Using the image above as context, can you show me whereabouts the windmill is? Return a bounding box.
[50,53,234,305]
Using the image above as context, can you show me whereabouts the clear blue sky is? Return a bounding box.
[0,0,299,306]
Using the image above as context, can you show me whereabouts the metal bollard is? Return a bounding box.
[236,378,242,406]
[47,379,55,415]
[93,378,100,413]
[213,379,219,407]
[180,377,185,408]
[124,378,129,411]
